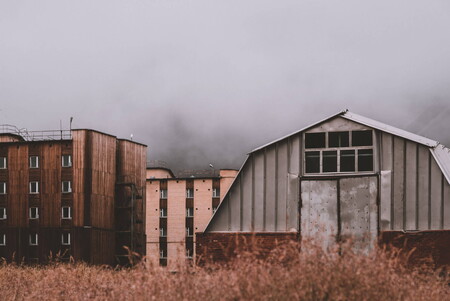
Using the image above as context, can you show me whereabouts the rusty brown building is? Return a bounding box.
[0,125,146,265]
[197,111,450,267]
[145,165,237,267]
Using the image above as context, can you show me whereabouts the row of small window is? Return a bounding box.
[0,181,72,194]
[305,149,373,173]
[159,227,193,237]
[305,130,373,149]
[159,249,193,259]
[0,155,72,169]
[0,207,72,220]
[159,207,217,218]
[0,233,71,246]
[159,188,220,199]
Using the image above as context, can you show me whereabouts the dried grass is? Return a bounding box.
[0,241,448,301]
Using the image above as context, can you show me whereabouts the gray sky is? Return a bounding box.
[1,1,449,171]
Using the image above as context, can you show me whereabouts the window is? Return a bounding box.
[0,208,6,220]
[304,130,374,174]
[61,232,71,245]
[186,249,193,258]
[186,207,194,217]
[305,133,326,149]
[160,227,166,237]
[62,206,72,219]
[160,249,166,258]
[352,130,373,146]
[358,149,373,172]
[29,181,39,194]
[29,156,39,168]
[186,227,192,237]
[160,189,167,199]
[0,234,5,246]
[29,233,38,246]
[212,188,220,198]
[212,207,218,214]
[186,188,194,198]
[0,157,6,169]
[29,207,39,219]
[0,182,5,194]
[160,208,167,218]
[329,132,349,147]
[62,155,72,167]
[62,181,72,193]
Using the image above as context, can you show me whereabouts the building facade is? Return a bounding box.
[145,167,237,266]
[197,111,450,266]
[0,126,146,265]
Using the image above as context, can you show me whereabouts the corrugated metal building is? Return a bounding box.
[197,111,450,265]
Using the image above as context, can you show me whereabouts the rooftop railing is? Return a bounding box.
[0,124,72,141]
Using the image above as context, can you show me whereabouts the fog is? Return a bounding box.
[1,1,449,172]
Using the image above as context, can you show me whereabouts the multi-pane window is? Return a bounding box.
[62,206,72,219]
[186,249,193,258]
[160,189,167,199]
[29,156,39,168]
[0,234,5,246]
[62,155,72,167]
[160,249,166,259]
[186,227,192,237]
[186,188,194,199]
[0,182,6,194]
[160,208,167,218]
[0,208,6,220]
[304,130,374,174]
[29,207,39,219]
[29,181,39,194]
[29,233,38,246]
[212,188,220,198]
[0,157,6,169]
[212,207,218,214]
[186,207,194,217]
[160,227,166,237]
[62,232,71,245]
[62,181,72,193]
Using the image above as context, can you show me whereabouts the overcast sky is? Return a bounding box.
[1,1,449,171]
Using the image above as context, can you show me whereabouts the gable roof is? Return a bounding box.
[250,109,449,184]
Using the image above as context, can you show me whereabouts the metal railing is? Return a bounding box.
[0,124,72,141]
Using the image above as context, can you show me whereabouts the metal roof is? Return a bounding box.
[431,145,450,184]
[250,110,450,184]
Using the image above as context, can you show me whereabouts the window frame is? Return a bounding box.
[186,188,194,199]
[62,206,72,219]
[0,234,5,246]
[62,155,72,167]
[0,157,6,169]
[186,207,194,217]
[303,130,375,175]
[62,181,72,193]
[29,156,39,169]
[212,188,220,198]
[29,233,38,246]
[61,232,71,245]
[160,208,167,218]
[160,227,166,237]
[0,182,6,195]
[29,181,39,194]
[0,207,6,220]
[160,189,167,199]
[29,207,39,219]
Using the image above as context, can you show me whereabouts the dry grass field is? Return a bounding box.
[0,242,448,301]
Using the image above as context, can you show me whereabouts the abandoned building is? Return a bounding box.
[0,125,146,265]
[145,164,237,266]
[196,110,450,266]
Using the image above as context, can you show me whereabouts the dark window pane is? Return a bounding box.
[352,130,373,146]
[305,151,320,173]
[340,150,355,172]
[323,151,337,173]
[329,132,349,147]
[305,133,326,149]
[358,149,373,171]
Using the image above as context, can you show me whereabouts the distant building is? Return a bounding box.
[145,166,237,266]
[197,111,450,266]
[0,125,146,265]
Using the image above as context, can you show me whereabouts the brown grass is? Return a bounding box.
[0,242,448,301]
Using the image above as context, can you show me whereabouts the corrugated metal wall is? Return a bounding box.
[207,116,450,235]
